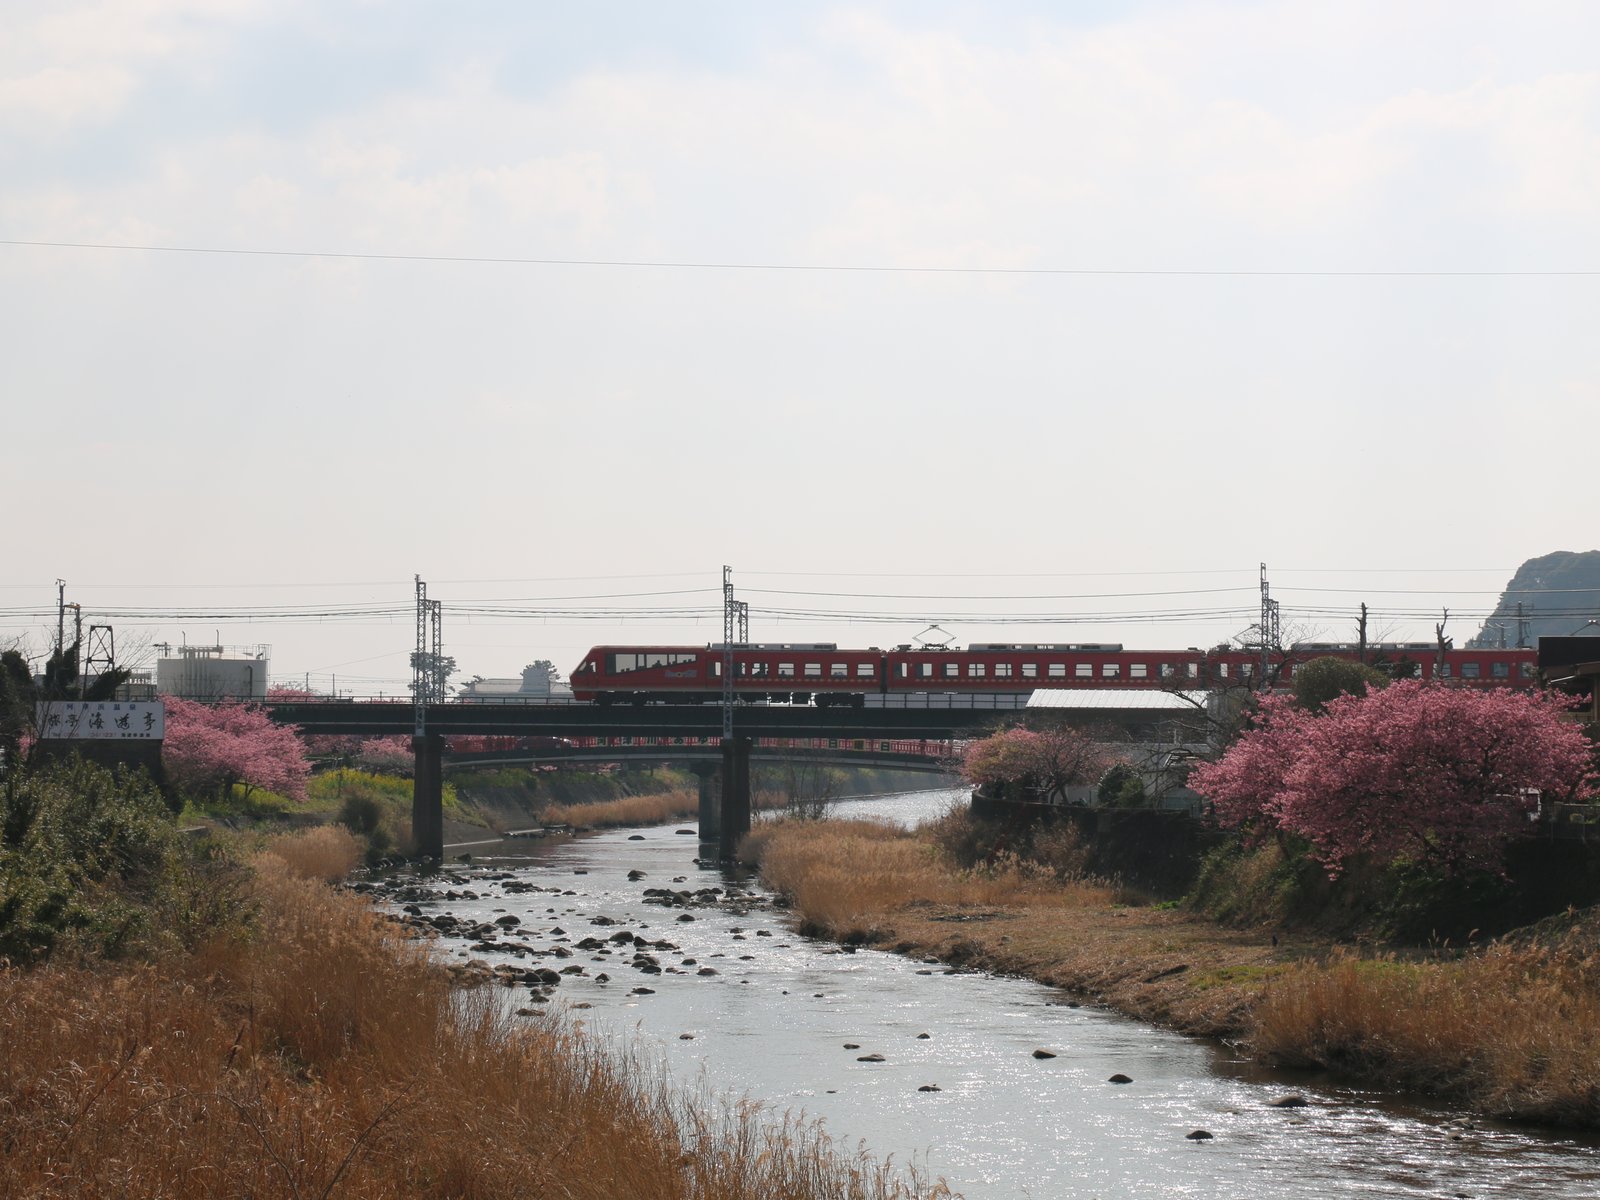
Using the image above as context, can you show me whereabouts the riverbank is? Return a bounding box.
[0,758,948,1199]
[746,818,1600,1130]
[0,831,948,1198]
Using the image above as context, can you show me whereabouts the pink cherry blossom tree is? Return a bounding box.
[961,725,1114,804]
[162,697,310,803]
[354,735,414,776]
[1192,682,1593,876]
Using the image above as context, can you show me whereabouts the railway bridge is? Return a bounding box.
[267,699,999,861]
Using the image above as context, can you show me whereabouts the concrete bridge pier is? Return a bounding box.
[718,736,752,860]
[691,762,722,845]
[411,733,445,862]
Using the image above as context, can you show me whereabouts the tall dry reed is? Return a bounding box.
[542,788,699,829]
[265,824,364,881]
[1254,934,1600,1126]
[0,853,951,1199]
[755,819,1116,940]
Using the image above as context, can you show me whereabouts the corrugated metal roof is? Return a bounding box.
[1024,689,1209,711]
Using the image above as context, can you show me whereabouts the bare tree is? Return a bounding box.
[767,755,841,820]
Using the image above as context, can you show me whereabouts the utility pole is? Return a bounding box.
[1258,563,1280,690]
[412,575,444,734]
[1357,602,1369,664]
[1516,602,1531,649]
[721,565,735,741]
[411,575,445,862]
[718,565,751,858]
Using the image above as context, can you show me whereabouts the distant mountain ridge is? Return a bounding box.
[1469,550,1600,648]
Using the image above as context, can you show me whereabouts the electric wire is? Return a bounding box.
[4,238,1595,277]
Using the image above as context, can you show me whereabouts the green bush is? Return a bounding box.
[0,758,250,963]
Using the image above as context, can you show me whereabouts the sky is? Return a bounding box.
[4,0,1598,694]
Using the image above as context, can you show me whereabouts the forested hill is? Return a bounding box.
[1469,550,1600,647]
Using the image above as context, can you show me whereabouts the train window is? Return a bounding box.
[1102,663,1120,678]
[1048,664,1066,678]
[1520,662,1535,679]
[1021,663,1038,678]
[968,663,986,678]
[896,663,908,679]
[1461,662,1481,679]
[857,663,876,678]
[830,663,849,678]
[778,663,796,678]
[995,663,1013,678]
[1218,663,1229,678]
[750,662,770,678]
[1492,661,1509,678]
[805,663,823,678]
[1075,664,1093,678]
[608,652,698,673]
[919,663,935,679]
[1437,664,1451,678]
[1187,662,1199,677]
[943,663,960,679]
[1130,664,1148,679]
[1159,663,1175,678]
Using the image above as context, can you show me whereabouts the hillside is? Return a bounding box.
[1469,550,1600,647]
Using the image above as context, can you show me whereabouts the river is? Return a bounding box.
[388,788,1600,1198]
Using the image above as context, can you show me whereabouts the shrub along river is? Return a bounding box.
[375,789,1600,1198]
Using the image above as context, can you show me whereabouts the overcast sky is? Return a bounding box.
[4,0,1597,693]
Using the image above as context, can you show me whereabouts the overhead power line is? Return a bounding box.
[3,238,1595,277]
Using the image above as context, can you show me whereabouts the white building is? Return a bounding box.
[155,644,270,701]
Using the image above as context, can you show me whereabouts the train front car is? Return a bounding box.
[570,644,884,705]
[569,646,712,704]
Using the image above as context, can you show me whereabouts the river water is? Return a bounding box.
[393,789,1600,1199]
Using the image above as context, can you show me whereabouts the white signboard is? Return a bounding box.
[36,701,165,741]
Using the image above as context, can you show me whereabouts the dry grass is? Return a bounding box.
[754,819,1117,941]
[1254,935,1600,1126]
[542,788,699,829]
[0,854,951,1199]
[748,818,1600,1129]
[265,824,364,881]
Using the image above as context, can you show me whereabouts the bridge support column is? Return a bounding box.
[718,736,752,860]
[691,762,721,844]
[411,734,444,862]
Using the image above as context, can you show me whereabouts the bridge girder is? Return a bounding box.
[267,701,1001,740]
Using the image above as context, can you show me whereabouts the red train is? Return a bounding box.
[569,641,1537,705]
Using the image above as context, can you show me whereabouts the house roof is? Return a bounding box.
[1025,689,1209,711]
